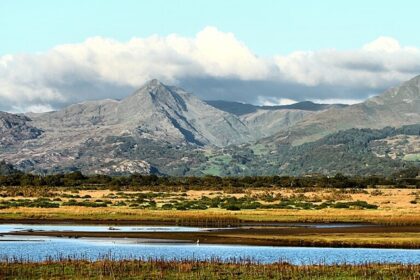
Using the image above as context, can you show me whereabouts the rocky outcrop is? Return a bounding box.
[0,112,43,146]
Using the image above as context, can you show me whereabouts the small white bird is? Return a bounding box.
[196,239,200,246]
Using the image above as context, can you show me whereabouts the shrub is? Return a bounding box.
[226,205,241,211]
[161,203,174,210]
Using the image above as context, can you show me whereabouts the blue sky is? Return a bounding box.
[1,0,418,56]
[1,0,420,112]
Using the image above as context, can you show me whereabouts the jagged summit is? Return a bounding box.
[123,79,189,112]
[1,75,419,175]
[146,78,161,86]
[136,79,167,94]
[28,80,252,147]
[134,79,174,95]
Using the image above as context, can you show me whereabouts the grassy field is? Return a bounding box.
[1,187,419,248]
[1,206,420,226]
[1,187,419,226]
[404,153,420,161]
[1,258,419,280]
[1,187,420,278]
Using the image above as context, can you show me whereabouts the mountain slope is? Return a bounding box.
[32,79,252,147]
[240,109,315,139]
[1,76,419,176]
[192,124,420,177]
[0,112,43,146]
[263,75,420,146]
[0,80,254,174]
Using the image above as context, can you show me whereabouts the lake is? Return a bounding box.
[0,223,209,233]
[1,224,419,265]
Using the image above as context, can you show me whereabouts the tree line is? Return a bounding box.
[0,161,418,189]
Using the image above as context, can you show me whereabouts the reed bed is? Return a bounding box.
[0,256,419,279]
[2,206,420,226]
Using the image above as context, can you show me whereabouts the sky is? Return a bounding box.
[1,0,420,112]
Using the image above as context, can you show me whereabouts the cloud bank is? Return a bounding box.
[1,27,420,112]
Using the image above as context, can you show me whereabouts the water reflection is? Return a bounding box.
[0,235,419,265]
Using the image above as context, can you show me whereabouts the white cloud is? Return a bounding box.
[0,80,64,103]
[274,38,420,89]
[1,27,420,112]
[363,36,401,52]
[258,96,298,106]
[11,104,55,113]
[192,27,271,79]
[308,98,365,105]
[44,27,270,87]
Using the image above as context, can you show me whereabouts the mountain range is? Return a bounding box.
[0,75,419,176]
[205,100,347,116]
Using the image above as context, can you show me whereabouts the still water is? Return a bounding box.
[0,224,419,264]
[0,224,208,233]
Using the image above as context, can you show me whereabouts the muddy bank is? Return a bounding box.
[0,218,372,227]
[6,225,420,249]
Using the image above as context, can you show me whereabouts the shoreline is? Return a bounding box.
[0,218,375,227]
[4,224,420,249]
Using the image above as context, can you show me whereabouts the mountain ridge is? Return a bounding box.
[0,76,419,176]
[261,75,420,146]
[205,100,348,116]
[30,79,254,147]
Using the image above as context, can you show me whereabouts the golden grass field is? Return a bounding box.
[1,187,420,248]
[1,187,419,225]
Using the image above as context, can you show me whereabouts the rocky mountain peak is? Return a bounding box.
[119,80,188,120]
[146,78,163,87]
[126,79,183,106]
[138,79,169,95]
[367,75,420,105]
[1,75,420,176]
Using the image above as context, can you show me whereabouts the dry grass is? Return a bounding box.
[223,232,420,248]
[1,188,419,225]
[71,188,420,210]
[1,205,420,225]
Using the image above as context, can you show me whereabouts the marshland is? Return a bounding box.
[0,173,419,279]
[2,258,420,280]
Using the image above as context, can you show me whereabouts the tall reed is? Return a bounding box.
[0,256,419,280]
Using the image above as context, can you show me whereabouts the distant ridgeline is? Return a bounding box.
[1,76,419,177]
